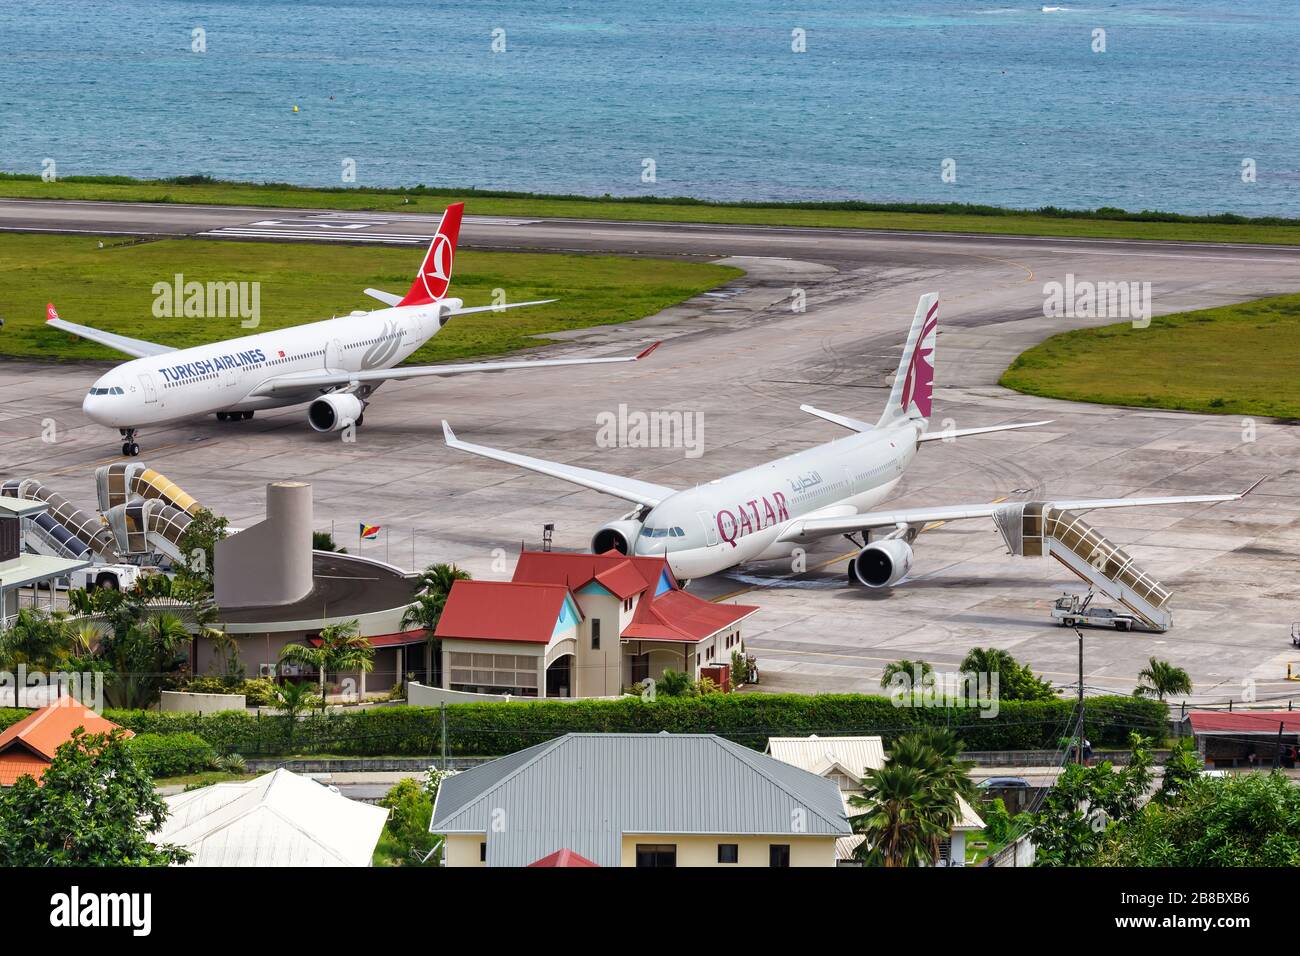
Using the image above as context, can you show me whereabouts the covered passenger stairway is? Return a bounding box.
[96,463,202,564]
[993,501,1173,632]
[0,478,118,561]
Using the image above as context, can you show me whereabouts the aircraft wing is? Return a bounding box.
[778,489,1255,543]
[250,342,661,397]
[442,421,676,507]
[44,303,175,358]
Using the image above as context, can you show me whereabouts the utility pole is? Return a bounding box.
[440,701,448,771]
[1074,627,1086,764]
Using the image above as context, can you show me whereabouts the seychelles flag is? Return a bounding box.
[360,523,381,540]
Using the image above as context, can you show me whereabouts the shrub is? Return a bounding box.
[128,732,216,777]
[0,693,1165,759]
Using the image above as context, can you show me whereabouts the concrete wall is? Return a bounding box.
[160,690,246,714]
[444,833,486,867]
[409,682,514,706]
[572,589,625,697]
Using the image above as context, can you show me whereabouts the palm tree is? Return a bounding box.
[401,564,470,684]
[279,619,373,703]
[880,659,933,702]
[850,762,950,867]
[0,608,73,669]
[271,680,315,749]
[1134,657,1192,701]
[851,730,973,866]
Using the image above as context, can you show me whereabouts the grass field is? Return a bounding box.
[999,294,1300,419]
[5,173,1300,246]
[0,233,741,363]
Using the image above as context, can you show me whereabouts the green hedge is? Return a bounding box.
[0,694,1166,758]
[127,732,216,777]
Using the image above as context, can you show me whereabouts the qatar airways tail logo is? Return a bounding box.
[901,303,937,419]
[716,492,790,548]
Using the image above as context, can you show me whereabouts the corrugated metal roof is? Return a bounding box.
[430,733,849,867]
[154,768,388,867]
[766,735,887,777]
[766,735,985,845]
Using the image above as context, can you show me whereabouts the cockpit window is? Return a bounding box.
[88,387,123,396]
[643,526,687,539]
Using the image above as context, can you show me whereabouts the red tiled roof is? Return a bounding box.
[434,581,576,644]
[310,630,427,649]
[528,848,600,867]
[623,589,758,643]
[1189,711,1300,735]
[0,700,130,786]
[512,549,672,599]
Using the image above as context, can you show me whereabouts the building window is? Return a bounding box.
[592,618,601,650]
[717,843,738,864]
[635,844,677,868]
[769,844,790,868]
[480,842,487,862]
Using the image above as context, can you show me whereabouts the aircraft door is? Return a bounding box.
[325,339,342,369]
[697,511,719,547]
[138,373,159,404]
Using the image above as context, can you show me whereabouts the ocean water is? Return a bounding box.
[1,0,1298,215]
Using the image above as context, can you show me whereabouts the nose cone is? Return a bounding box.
[82,390,103,422]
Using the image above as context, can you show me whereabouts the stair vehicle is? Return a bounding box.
[1052,591,1142,632]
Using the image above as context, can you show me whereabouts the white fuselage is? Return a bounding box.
[631,422,921,579]
[81,302,453,429]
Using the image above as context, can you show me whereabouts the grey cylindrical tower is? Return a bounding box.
[215,481,314,608]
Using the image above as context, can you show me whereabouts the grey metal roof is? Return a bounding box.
[430,733,850,867]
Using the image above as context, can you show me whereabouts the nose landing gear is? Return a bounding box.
[119,428,140,457]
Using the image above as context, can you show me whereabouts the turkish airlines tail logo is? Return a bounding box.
[900,299,938,419]
[398,202,464,307]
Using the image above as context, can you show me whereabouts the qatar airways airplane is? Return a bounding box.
[50,203,657,456]
[443,293,1246,586]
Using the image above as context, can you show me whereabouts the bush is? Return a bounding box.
[127,732,216,777]
[183,676,276,707]
[0,694,1165,759]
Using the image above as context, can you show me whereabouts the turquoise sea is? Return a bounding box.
[1,0,1297,214]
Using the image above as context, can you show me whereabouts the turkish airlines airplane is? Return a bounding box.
[51,203,657,456]
[444,294,1247,585]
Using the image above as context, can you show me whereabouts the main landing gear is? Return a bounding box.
[216,411,255,422]
[119,429,140,457]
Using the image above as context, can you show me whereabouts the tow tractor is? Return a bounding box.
[1051,590,1142,632]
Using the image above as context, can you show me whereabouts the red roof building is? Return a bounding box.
[528,847,600,868]
[1187,711,1300,769]
[0,699,131,786]
[429,550,758,699]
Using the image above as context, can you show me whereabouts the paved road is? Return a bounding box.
[2,198,1298,703]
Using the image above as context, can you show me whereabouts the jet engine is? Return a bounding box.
[308,393,364,433]
[590,520,644,556]
[848,539,914,588]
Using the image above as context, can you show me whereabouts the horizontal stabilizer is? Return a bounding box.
[364,288,402,307]
[916,420,1053,442]
[800,404,874,433]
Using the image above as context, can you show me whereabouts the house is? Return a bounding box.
[431,550,758,698]
[0,700,130,786]
[1187,711,1300,768]
[152,768,388,866]
[429,733,851,867]
[0,497,91,630]
[766,735,985,866]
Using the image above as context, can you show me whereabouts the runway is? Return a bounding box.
[1,198,1298,704]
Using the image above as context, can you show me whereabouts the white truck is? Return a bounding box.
[1051,591,1142,632]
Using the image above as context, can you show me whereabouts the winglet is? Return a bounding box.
[441,420,457,445]
[635,341,662,361]
[1241,475,1269,498]
[46,302,59,323]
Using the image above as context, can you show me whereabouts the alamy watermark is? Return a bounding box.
[886,665,1000,718]
[1043,274,1151,328]
[596,404,704,459]
[152,273,261,329]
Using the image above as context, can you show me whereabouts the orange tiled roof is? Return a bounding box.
[0,700,130,786]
